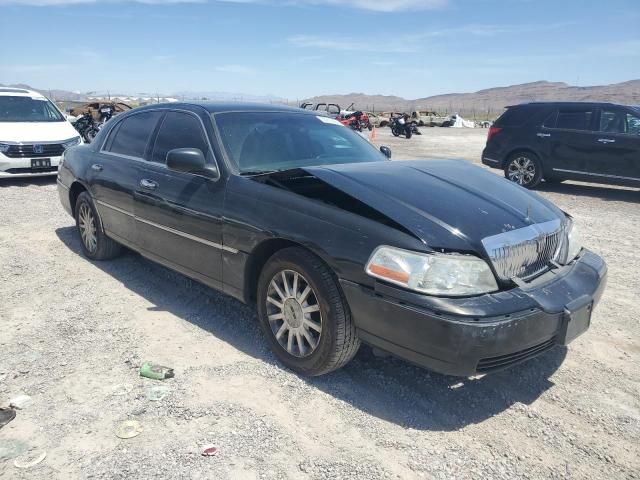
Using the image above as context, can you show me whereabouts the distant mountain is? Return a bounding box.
[305,80,640,114]
[171,91,285,103]
[4,80,639,114]
[0,83,86,101]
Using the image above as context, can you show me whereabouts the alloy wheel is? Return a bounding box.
[265,269,323,358]
[507,156,536,185]
[78,203,98,253]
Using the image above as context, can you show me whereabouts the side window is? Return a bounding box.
[151,112,209,164]
[107,112,162,158]
[495,107,532,127]
[600,109,640,135]
[555,109,594,131]
[627,113,640,135]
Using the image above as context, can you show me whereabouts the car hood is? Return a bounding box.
[0,121,79,143]
[303,160,565,253]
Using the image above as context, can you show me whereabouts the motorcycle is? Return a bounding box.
[339,111,372,132]
[73,112,100,144]
[98,104,116,125]
[390,116,421,139]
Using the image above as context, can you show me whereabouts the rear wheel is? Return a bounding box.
[75,192,122,260]
[257,247,360,376]
[504,152,543,189]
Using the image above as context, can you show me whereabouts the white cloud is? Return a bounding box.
[288,34,417,53]
[0,0,445,9]
[0,0,202,4]
[282,0,446,12]
[214,64,256,74]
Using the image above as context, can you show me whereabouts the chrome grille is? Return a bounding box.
[4,143,65,158]
[482,219,566,282]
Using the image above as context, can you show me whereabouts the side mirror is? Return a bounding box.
[380,145,392,159]
[166,148,217,178]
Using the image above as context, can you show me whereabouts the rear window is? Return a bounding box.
[555,109,594,131]
[494,106,538,127]
[106,112,162,158]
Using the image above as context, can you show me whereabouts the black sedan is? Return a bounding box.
[57,102,607,377]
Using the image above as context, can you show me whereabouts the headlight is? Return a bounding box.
[0,143,10,153]
[565,221,583,262]
[62,136,82,149]
[365,246,498,296]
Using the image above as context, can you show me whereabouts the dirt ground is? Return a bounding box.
[1,128,638,480]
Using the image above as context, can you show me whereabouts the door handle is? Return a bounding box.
[597,138,616,144]
[536,133,551,138]
[91,164,103,172]
[139,179,158,190]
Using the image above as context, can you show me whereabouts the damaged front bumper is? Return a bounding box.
[341,249,607,377]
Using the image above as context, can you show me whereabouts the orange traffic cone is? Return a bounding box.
[369,126,377,144]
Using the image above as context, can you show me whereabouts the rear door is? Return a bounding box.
[587,107,640,185]
[89,111,162,245]
[544,106,598,179]
[133,109,225,288]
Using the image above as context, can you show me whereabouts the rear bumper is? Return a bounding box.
[342,250,607,376]
[57,178,74,217]
[481,147,502,169]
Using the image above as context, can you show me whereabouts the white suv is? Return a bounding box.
[0,88,81,179]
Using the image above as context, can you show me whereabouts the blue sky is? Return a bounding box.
[0,0,638,99]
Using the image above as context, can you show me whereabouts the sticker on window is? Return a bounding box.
[316,116,344,126]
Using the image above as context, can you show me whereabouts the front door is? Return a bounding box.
[133,110,225,288]
[587,107,640,186]
[89,111,162,245]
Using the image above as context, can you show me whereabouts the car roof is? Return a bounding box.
[0,87,46,98]
[506,101,632,109]
[134,101,314,115]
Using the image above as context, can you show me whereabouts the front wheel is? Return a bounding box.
[504,152,543,189]
[257,247,360,376]
[391,126,400,137]
[75,192,122,260]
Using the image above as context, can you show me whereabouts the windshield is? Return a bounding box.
[0,96,65,123]
[214,112,387,174]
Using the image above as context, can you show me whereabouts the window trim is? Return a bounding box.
[597,107,640,137]
[149,110,211,165]
[99,110,163,161]
[99,107,221,180]
[544,108,597,133]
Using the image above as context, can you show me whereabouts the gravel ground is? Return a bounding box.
[0,128,638,479]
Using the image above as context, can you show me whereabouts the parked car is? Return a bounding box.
[0,88,81,179]
[58,102,606,377]
[365,112,388,128]
[411,111,448,127]
[482,102,640,189]
[300,102,341,118]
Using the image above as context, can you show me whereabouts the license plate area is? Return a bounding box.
[31,158,51,169]
[560,295,593,345]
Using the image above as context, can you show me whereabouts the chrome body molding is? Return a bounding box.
[96,200,238,253]
[552,168,640,182]
[482,157,500,164]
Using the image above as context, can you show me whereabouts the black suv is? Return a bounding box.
[482,102,640,189]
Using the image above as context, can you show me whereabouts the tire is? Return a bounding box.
[391,126,400,137]
[504,152,543,189]
[405,127,412,139]
[257,247,360,376]
[74,192,122,260]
